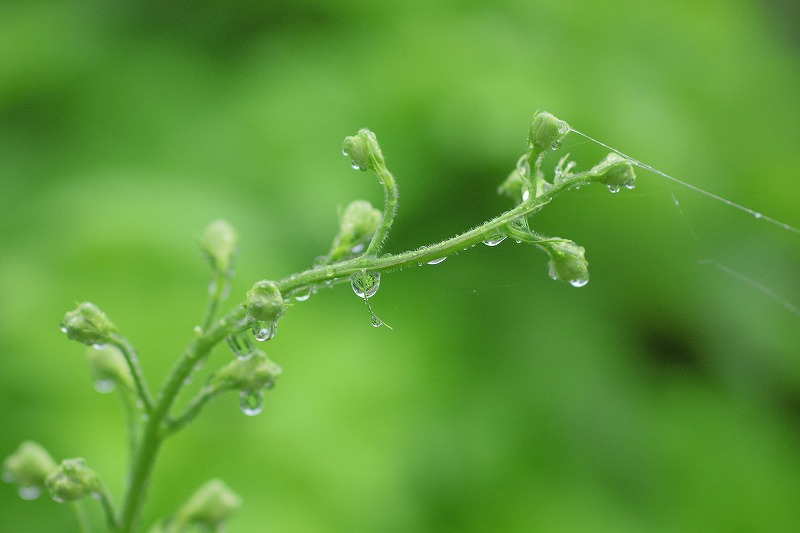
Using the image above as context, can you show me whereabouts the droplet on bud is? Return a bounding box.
[569,278,589,288]
[251,321,277,342]
[93,379,116,394]
[18,486,41,500]
[239,390,264,416]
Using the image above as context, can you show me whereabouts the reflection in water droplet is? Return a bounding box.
[625,182,636,190]
[607,185,620,194]
[371,315,383,328]
[60,326,67,334]
[569,278,589,288]
[351,272,381,299]
[293,286,312,302]
[427,257,447,265]
[483,236,507,247]
[226,335,252,359]
[18,486,41,501]
[240,390,264,416]
[94,379,116,394]
[252,321,277,342]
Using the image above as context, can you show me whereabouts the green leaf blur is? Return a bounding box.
[2,0,799,531]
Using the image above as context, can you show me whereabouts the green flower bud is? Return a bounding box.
[342,128,385,172]
[209,350,281,392]
[528,111,570,159]
[544,240,589,288]
[3,441,57,496]
[86,345,134,392]
[175,479,242,529]
[330,200,383,260]
[60,302,117,347]
[589,153,636,192]
[245,280,285,323]
[199,219,239,273]
[498,167,525,204]
[45,458,100,503]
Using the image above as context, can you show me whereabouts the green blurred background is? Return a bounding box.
[2,0,800,531]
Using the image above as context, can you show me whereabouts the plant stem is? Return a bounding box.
[110,334,154,414]
[365,163,398,257]
[274,175,590,295]
[117,310,245,533]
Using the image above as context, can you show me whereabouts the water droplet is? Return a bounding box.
[350,161,365,171]
[226,335,252,359]
[522,188,531,202]
[351,272,381,299]
[607,184,620,194]
[624,182,636,190]
[483,236,507,247]
[351,243,365,254]
[240,390,264,416]
[94,379,116,394]
[59,326,67,334]
[569,278,589,288]
[754,212,762,219]
[19,486,41,501]
[51,494,65,503]
[427,257,447,265]
[293,286,312,302]
[252,321,278,342]
[371,315,383,328]
[92,343,108,350]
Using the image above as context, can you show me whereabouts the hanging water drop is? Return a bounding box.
[607,184,620,194]
[569,278,589,288]
[92,343,107,350]
[18,486,41,501]
[252,320,277,342]
[351,272,380,299]
[240,390,264,416]
[94,379,116,394]
[351,243,365,254]
[226,335,252,359]
[371,315,383,328]
[483,236,507,247]
[59,326,67,334]
[427,257,447,265]
[754,212,762,219]
[624,182,636,190]
[293,286,312,302]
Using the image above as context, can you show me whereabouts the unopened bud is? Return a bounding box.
[3,441,57,492]
[528,111,570,159]
[342,128,385,172]
[245,281,285,323]
[210,350,282,392]
[45,458,99,503]
[87,345,134,392]
[60,302,117,347]
[330,200,383,260]
[176,479,242,529]
[200,219,239,273]
[590,153,636,190]
[544,240,589,288]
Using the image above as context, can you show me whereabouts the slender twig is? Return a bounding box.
[109,334,154,414]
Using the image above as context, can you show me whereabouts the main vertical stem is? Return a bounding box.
[118,310,244,532]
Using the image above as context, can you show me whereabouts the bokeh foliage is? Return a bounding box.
[2,0,800,531]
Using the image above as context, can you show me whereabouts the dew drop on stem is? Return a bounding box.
[483,236,507,247]
[351,272,380,299]
[240,390,264,416]
[293,286,312,302]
